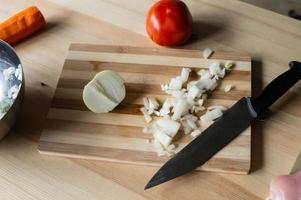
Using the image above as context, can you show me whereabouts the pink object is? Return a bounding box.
[266,171,301,200]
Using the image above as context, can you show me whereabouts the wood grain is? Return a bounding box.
[38,44,252,174]
[0,0,301,199]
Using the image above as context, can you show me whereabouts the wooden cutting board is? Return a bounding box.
[38,44,252,174]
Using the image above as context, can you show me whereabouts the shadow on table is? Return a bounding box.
[189,21,224,44]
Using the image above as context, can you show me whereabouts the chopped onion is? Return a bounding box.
[186,118,198,129]
[154,129,172,148]
[200,109,223,123]
[159,108,170,116]
[203,48,213,59]
[207,105,227,111]
[170,90,187,98]
[141,64,231,157]
[224,84,233,93]
[156,118,181,137]
[169,76,183,90]
[200,70,212,81]
[166,144,176,152]
[153,111,161,116]
[161,84,169,91]
[182,122,192,134]
[180,68,191,83]
[187,85,202,99]
[194,106,206,112]
[204,78,218,91]
[172,98,190,120]
[197,69,207,76]
[197,99,204,106]
[182,114,198,121]
[148,97,159,110]
[191,129,202,137]
[209,63,226,78]
[225,61,233,70]
[143,97,150,110]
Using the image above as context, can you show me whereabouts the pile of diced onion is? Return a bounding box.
[140,49,234,156]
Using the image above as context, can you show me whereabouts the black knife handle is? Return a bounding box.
[251,61,301,116]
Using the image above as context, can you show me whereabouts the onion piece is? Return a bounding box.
[204,78,218,91]
[169,76,183,90]
[194,106,206,112]
[209,63,226,78]
[172,98,190,120]
[197,69,207,76]
[186,118,198,130]
[200,108,223,123]
[154,129,172,148]
[156,118,181,138]
[148,97,159,110]
[180,68,191,83]
[143,97,150,110]
[225,61,234,70]
[203,48,213,59]
[197,99,204,106]
[191,129,202,137]
[224,84,233,93]
[166,144,176,152]
[207,105,227,111]
[161,84,169,91]
[188,85,202,99]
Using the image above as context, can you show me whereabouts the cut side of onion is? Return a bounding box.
[83,70,125,113]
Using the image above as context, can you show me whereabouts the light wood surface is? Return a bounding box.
[0,0,301,199]
[38,44,252,174]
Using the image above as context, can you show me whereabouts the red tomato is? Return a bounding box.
[146,0,192,46]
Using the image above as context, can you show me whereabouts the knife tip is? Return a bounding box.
[144,169,168,190]
[144,181,154,190]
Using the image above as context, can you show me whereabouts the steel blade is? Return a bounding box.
[145,97,256,189]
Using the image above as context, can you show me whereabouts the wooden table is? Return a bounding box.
[0,0,301,199]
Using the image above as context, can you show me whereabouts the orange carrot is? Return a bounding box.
[0,6,46,45]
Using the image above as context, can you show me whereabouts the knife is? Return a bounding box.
[145,61,301,190]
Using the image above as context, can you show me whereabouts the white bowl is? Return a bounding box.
[0,40,24,140]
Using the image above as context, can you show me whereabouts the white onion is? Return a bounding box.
[208,105,227,111]
[156,118,181,137]
[180,68,191,83]
[224,84,233,93]
[225,61,233,70]
[172,98,190,120]
[188,85,202,99]
[203,48,213,59]
[154,129,172,148]
[200,109,223,123]
[191,129,202,137]
[83,70,125,113]
[169,76,183,90]
[209,63,226,78]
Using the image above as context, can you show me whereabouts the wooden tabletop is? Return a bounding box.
[1,0,301,199]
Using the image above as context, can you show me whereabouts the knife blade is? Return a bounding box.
[145,61,301,189]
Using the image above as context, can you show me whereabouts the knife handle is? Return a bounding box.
[251,61,301,116]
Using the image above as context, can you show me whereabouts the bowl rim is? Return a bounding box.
[0,39,24,120]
